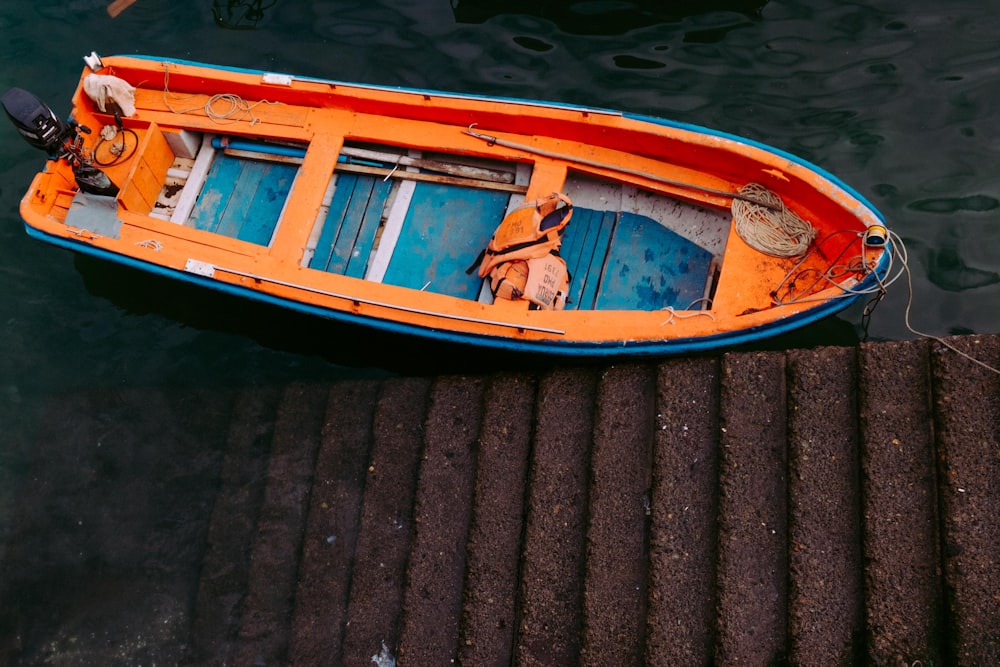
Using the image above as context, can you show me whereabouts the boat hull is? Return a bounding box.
[24,222,889,357]
[11,54,892,357]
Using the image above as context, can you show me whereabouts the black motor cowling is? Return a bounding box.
[1,87,73,158]
[2,86,119,196]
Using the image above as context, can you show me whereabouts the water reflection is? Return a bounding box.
[212,0,277,29]
[72,256,557,377]
[452,0,767,37]
[909,194,999,214]
[926,245,1000,292]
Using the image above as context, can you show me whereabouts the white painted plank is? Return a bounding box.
[301,175,339,267]
[364,178,416,283]
[170,133,217,225]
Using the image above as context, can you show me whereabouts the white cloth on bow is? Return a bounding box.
[83,74,136,117]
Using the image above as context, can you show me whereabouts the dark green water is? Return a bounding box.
[3,1,1000,389]
[1,0,998,661]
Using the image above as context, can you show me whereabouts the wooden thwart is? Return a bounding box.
[222,147,528,193]
[341,146,515,183]
[337,162,527,193]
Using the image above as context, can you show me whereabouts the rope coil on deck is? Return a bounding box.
[731,183,816,257]
[161,63,278,125]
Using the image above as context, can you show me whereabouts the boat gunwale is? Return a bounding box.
[115,54,885,227]
[122,54,627,119]
[93,55,885,247]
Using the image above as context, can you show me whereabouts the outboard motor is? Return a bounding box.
[1,87,73,158]
[1,86,118,196]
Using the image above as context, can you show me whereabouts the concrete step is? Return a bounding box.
[786,347,865,662]
[232,382,329,665]
[716,351,790,664]
[180,336,1000,666]
[581,364,654,666]
[516,367,598,666]
[647,357,720,664]
[396,376,485,663]
[13,337,995,665]
[288,379,381,666]
[458,373,536,666]
[338,377,431,666]
[858,340,943,664]
[929,336,1000,666]
[187,385,283,664]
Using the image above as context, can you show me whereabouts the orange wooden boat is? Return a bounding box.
[3,53,894,356]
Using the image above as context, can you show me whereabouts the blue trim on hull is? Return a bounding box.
[23,223,889,358]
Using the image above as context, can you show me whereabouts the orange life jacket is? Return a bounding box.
[474,193,573,310]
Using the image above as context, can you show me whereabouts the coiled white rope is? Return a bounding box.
[731,183,816,257]
[161,63,278,125]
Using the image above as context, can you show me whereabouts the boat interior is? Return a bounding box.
[40,57,881,325]
[63,122,731,313]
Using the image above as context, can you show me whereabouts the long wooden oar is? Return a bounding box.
[463,125,783,211]
[107,0,137,18]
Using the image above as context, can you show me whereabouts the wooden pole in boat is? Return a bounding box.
[463,126,783,211]
[107,0,137,18]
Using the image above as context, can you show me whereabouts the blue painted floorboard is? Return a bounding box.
[382,182,509,299]
[189,154,296,246]
[309,174,392,277]
[560,208,712,311]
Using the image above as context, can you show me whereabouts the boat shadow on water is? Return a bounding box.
[73,254,560,376]
[73,253,864,377]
